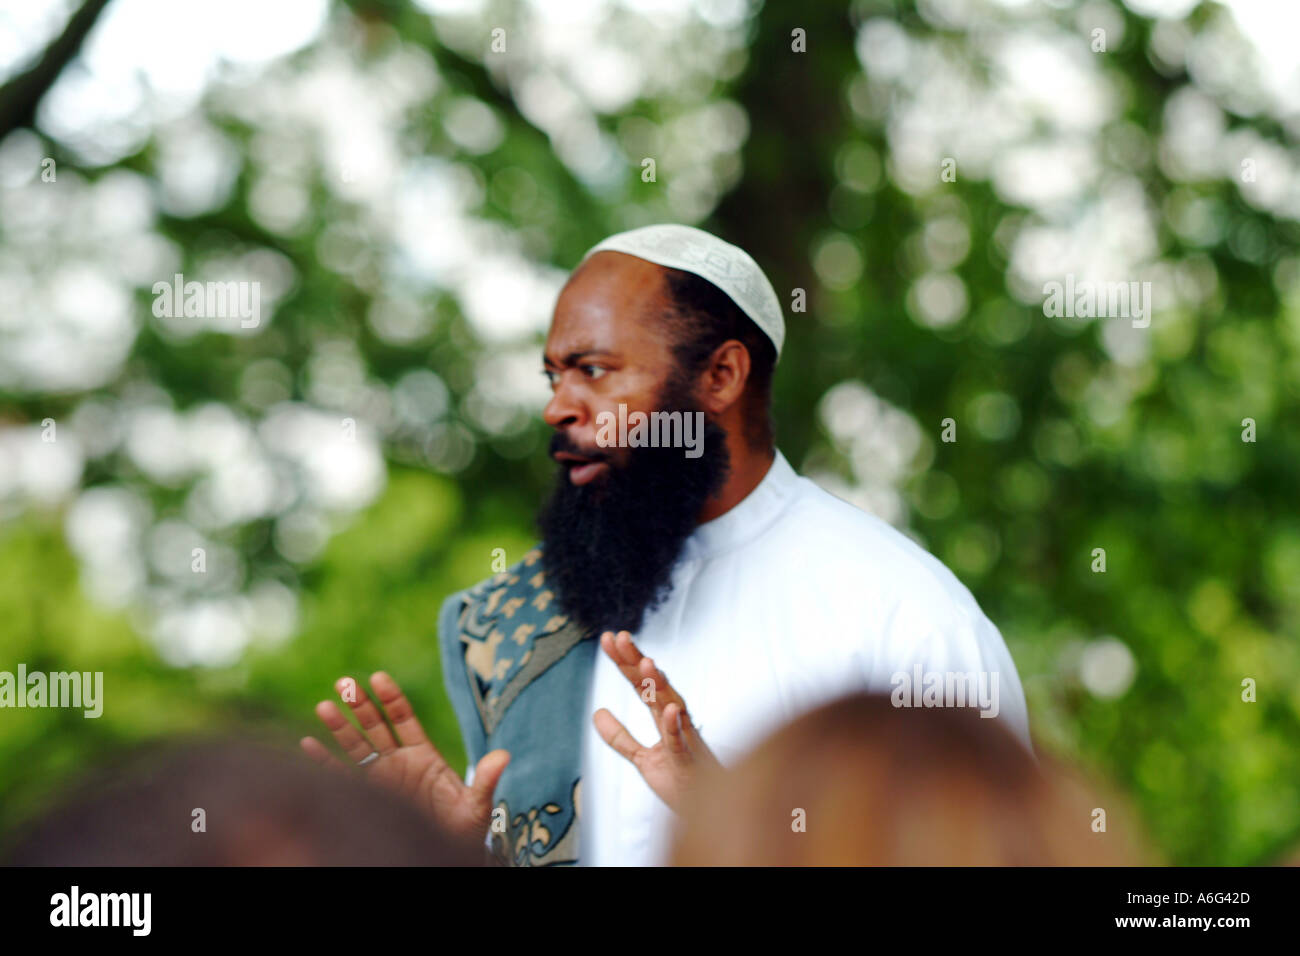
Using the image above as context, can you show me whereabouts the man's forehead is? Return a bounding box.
[561,250,668,302]
[546,251,669,348]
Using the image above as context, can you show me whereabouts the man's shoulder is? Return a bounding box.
[773,475,1031,746]
[771,476,973,605]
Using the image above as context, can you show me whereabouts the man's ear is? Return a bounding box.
[699,340,751,416]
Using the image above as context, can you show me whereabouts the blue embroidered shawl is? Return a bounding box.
[438,546,597,866]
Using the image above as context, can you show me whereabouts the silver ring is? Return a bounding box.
[358,751,380,767]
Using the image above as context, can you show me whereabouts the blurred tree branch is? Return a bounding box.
[340,0,542,152]
[0,0,114,138]
[336,0,609,261]
[711,2,859,462]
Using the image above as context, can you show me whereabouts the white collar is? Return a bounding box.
[682,449,799,562]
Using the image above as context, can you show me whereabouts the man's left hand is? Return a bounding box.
[592,630,721,812]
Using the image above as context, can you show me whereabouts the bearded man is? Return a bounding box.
[302,224,1031,867]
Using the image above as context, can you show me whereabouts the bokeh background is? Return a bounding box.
[1,0,1297,865]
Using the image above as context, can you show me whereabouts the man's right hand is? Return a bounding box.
[300,671,510,845]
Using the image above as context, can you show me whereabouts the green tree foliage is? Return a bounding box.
[1,0,1296,863]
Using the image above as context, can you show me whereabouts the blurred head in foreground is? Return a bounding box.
[670,693,1151,866]
[3,737,483,866]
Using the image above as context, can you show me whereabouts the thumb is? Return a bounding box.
[470,748,511,805]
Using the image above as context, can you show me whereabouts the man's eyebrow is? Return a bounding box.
[543,349,614,368]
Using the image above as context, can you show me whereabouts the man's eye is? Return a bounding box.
[542,369,558,387]
[581,365,606,380]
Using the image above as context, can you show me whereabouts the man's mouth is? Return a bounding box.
[554,451,611,486]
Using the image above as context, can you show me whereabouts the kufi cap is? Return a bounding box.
[581,224,785,359]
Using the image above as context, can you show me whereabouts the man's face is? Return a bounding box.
[541,251,679,485]
[535,252,732,634]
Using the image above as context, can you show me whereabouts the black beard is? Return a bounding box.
[536,384,731,636]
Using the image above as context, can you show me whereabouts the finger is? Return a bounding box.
[336,677,399,754]
[675,705,721,768]
[468,749,511,807]
[599,630,635,679]
[368,671,431,750]
[601,631,667,706]
[611,630,643,667]
[661,703,689,758]
[315,699,377,763]
[637,655,687,720]
[599,630,644,681]
[593,708,646,766]
[300,736,348,772]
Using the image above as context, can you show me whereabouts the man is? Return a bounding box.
[302,224,1031,866]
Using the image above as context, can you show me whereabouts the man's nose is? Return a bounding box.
[543,377,585,430]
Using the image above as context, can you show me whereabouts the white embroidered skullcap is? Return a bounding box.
[581,224,785,360]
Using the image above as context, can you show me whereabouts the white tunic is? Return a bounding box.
[576,449,1031,866]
